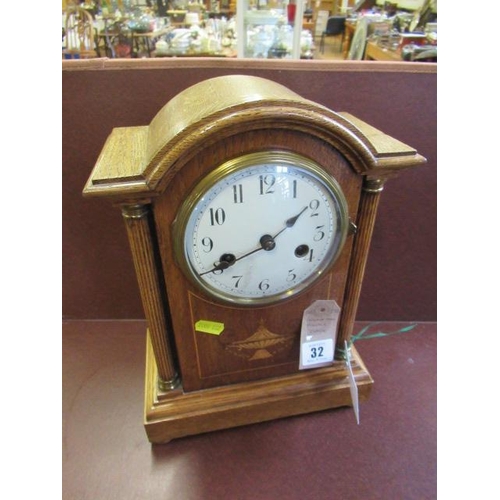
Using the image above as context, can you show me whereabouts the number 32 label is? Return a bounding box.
[301,339,334,367]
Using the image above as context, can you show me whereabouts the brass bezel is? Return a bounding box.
[172,151,349,307]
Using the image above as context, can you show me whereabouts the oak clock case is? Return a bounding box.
[83,75,426,443]
[154,130,359,394]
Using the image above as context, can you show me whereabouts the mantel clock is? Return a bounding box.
[83,75,426,443]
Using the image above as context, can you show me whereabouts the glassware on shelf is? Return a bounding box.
[236,0,305,59]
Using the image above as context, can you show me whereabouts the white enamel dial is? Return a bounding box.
[174,152,349,306]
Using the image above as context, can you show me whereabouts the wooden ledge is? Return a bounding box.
[62,57,437,74]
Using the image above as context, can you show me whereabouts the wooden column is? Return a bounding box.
[121,204,179,390]
[336,178,385,355]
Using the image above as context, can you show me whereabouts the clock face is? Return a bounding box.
[173,151,349,306]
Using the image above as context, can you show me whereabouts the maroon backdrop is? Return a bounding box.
[62,58,436,321]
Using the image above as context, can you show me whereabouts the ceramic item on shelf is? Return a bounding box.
[155,39,169,55]
[249,26,274,58]
[169,28,192,54]
[300,30,314,59]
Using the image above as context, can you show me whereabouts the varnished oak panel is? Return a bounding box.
[153,128,362,391]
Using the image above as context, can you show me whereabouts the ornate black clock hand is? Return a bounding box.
[272,205,308,240]
[199,245,263,276]
[199,253,236,276]
[257,206,309,251]
[200,206,308,276]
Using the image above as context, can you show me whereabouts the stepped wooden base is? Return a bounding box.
[144,330,374,444]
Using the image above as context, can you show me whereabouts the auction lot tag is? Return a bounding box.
[301,339,334,367]
[299,300,340,370]
[345,340,360,425]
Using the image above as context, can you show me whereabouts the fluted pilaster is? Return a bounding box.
[336,178,385,356]
[122,204,179,390]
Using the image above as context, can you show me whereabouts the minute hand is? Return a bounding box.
[233,206,309,261]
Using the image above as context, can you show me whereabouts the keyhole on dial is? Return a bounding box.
[294,244,310,258]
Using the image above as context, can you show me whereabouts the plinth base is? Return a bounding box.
[144,331,374,444]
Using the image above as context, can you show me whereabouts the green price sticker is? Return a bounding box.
[195,320,225,336]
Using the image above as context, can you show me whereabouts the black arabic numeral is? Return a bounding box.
[233,184,244,204]
[309,199,320,217]
[310,346,324,359]
[314,225,325,241]
[232,275,243,288]
[259,174,276,195]
[259,279,270,291]
[201,237,214,252]
[209,207,226,226]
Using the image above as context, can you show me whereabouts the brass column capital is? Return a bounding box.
[363,178,386,193]
[121,204,150,220]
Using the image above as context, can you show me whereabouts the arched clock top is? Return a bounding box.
[83,75,425,202]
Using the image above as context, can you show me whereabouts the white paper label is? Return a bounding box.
[345,341,360,425]
[301,339,334,367]
[299,300,340,370]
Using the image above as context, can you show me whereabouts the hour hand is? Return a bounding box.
[200,253,236,276]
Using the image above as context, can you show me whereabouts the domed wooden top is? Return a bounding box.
[83,75,425,202]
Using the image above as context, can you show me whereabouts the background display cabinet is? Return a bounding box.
[236,0,305,58]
